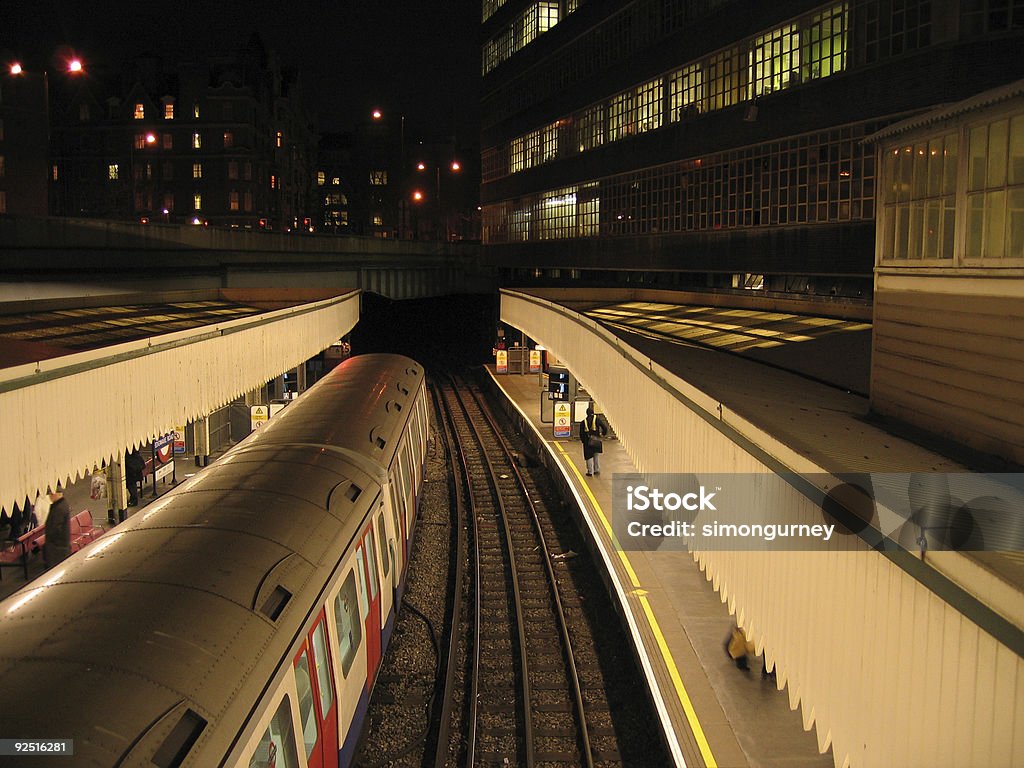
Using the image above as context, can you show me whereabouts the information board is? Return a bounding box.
[554,402,573,438]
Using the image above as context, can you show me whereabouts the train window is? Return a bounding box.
[334,571,362,678]
[365,529,379,600]
[311,623,334,715]
[248,696,299,768]
[294,650,319,758]
[355,548,370,620]
[377,513,390,577]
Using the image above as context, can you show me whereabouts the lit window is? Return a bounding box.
[270,174,277,189]
[134,103,145,120]
[373,214,383,225]
[669,64,704,121]
[332,176,340,186]
[164,102,174,120]
[965,116,1024,260]
[229,191,239,211]
[223,131,234,148]
[134,134,149,150]
[317,171,325,185]
[108,163,119,180]
[276,131,283,148]
[192,132,201,149]
[801,5,847,81]
[370,170,388,185]
[193,163,203,179]
[193,193,202,211]
[193,103,200,119]
[52,165,59,181]
[749,24,800,98]
[162,134,173,149]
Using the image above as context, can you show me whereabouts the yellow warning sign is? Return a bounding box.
[553,401,572,438]
[250,405,269,430]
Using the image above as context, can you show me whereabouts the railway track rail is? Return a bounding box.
[436,372,594,768]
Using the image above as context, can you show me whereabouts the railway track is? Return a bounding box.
[437,372,594,768]
[357,367,669,768]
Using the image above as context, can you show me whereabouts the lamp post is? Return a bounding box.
[130,132,156,220]
[416,159,461,241]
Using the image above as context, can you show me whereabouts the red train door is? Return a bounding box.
[292,611,339,768]
[359,527,383,687]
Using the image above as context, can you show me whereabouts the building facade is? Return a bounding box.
[49,36,316,230]
[480,0,1024,303]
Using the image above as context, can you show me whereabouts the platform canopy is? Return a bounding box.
[0,288,360,513]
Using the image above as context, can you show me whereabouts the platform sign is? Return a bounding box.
[496,349,508,374]
[251,405,269,430]
[529,349,541,373]
[172,425,186,454]
[554,402,573,438]
[154,433,174,463]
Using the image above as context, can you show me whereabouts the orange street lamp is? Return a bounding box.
[9,63,23,75]
[68,58,83,73]
[412,190,424,202]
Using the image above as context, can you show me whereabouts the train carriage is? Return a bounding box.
[0,354,429,767]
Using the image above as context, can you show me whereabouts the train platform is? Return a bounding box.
[0,452,205,603]
[488,369,834,768]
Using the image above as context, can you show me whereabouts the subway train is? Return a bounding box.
[0,354,429,767]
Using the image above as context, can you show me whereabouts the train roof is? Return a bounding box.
[0,354,425,766]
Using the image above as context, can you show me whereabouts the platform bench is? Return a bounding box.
[70,510,104,553]
[0,526,46,580]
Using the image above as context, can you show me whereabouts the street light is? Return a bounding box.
[416,159,461,240]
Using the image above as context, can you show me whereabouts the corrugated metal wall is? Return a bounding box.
[0,292,359,512]
[871,273,1024,464]
[502,289,1023,768]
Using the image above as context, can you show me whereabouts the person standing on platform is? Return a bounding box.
[579,403,609,476]
[44,491,72,567]
[125,449,145,507]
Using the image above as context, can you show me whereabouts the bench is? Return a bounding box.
[70,510,104,553]
[0,526,46,580]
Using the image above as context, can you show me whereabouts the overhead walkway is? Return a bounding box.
[499,288,1024,768]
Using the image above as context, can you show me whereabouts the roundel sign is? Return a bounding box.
[154,433,174,464]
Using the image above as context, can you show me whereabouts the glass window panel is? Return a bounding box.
[248,697,299,768]
[293,652,318,758]
[355,549,369,618]
[986,189,1006,257]
[334,571,362,678]
[366,529,379,599]
[377,514,390,576]
[927,138,943,197]
[912,143,928,198]
[908,201,924,258]
[966,193,985,257]
[895,206,910,258]
[311,623,333,715]
[988,119,1008,188]
[1008,188,1024,258]
[969,125,988,191]
[941,201,956,259]
[1010,115,1024,185]
[943,134,958,195]
[924,200,941,258]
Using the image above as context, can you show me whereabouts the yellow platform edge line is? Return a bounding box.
[553,440,718,768]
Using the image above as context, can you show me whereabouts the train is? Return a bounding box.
[0,353,430,767]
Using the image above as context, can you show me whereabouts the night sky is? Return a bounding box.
[3,0,481,137]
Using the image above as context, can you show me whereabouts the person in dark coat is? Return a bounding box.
[44,492,72,567]
[125,449,145,506]
[579,403,610,476]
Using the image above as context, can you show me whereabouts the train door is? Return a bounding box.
[292,611,338,768]
[356,527,383,686]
